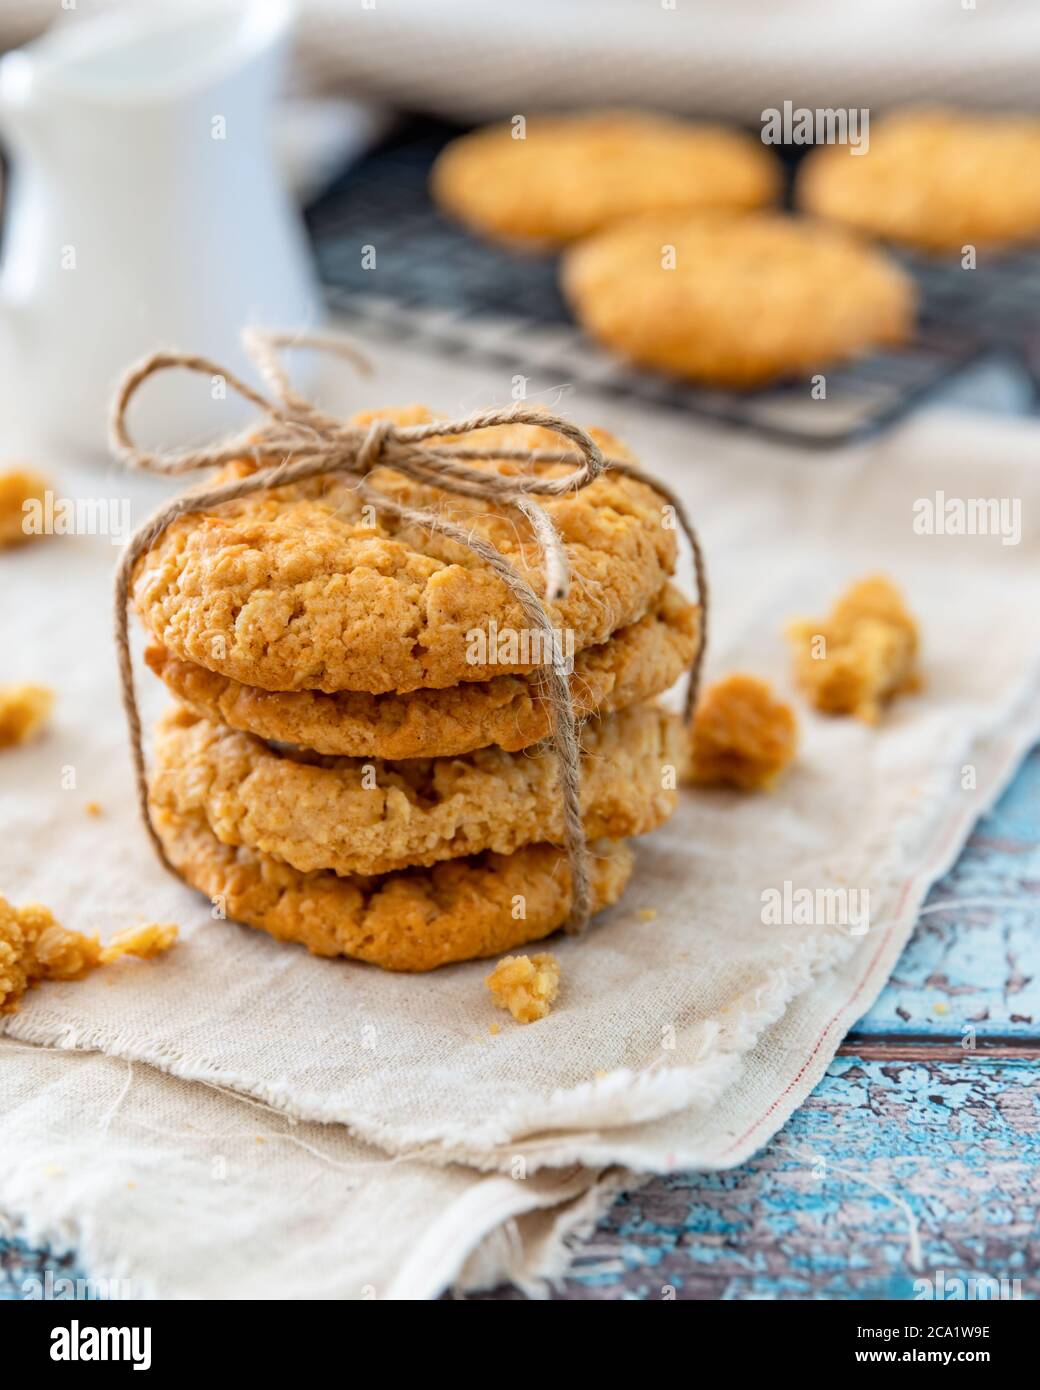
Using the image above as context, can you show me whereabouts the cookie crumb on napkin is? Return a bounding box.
[0,896,178,1013]
[687,673,798,791]
[0,468,50,548]
[787,574,920,724]
[486,952,561,1024]
[0,684,54,749]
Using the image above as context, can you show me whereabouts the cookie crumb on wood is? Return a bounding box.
[688,673,798,791]
[0,684,54,750]
[486,952,561,1024]
[0,896,178,1013]
[787,575,920,724]
[0,468,50,548]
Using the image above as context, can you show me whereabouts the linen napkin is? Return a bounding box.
[2,340,1038,1296]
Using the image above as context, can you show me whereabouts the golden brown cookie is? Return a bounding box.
[431,109,779,247]
[131,409,676,695]
[150,701,682,877]
[787,574,920,724]
[144,583,698,759]
[798,108,1040,253]
[561,212,915,388]
[149,799,633,972]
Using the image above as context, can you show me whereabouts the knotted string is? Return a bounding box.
[111,329,708,934]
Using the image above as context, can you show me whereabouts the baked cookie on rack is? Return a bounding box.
[431,109,779,247]
[798,107,1040,253]
[561,211,915,388]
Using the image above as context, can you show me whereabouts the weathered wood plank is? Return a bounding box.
[470,1057,1040,1300]
[856,747,1040,1038]
[838,1035,1040,1060]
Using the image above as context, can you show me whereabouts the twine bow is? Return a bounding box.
[112,329,708,933]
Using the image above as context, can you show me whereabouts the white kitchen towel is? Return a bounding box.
[2,342,1039,1294]
[4,1,1039,123]
[0,1042,631,1300]
[297,1,1040,122]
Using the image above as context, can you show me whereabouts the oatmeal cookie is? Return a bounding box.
[149,799,633,972]
[131,409,676,694]
[787,574,920,723]
[431,109,779,247]
[150,701,682,877]
[798,107,1040,253]
[561,212,915,388]
[144,583,698,759]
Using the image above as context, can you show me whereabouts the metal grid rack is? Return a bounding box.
[306,120,1040,449]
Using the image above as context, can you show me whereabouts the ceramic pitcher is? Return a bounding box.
[0,0,320,458]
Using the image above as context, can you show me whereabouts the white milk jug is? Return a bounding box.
[0,0,320,459]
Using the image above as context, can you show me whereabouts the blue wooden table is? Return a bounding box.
[3,746,1037,1300]
[485,744,1040,1299]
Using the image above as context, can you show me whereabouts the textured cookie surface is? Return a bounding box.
[431,109,779,246]
[562,212,915,388]
[150,800,634,972]
[798,108,1040,253]
[145,583,698,759]
[132,409,676,694]
[150,701,682,877]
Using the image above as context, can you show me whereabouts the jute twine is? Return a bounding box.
[111,329,708,933]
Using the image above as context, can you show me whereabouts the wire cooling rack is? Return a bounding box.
[306,119,1040,449]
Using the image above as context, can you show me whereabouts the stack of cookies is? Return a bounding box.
[132,409,699,971]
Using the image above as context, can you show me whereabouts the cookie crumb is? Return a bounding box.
[0,897,178,1013]
[0,468,50,548]
[637,908,658,922]
[84,801,103,817]
[99,921,179,963]
[0,684,54,750]
[485,952,561,1024]
[787,575,920,724]
[687,673,798,790]
[488,1022,501,1036]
